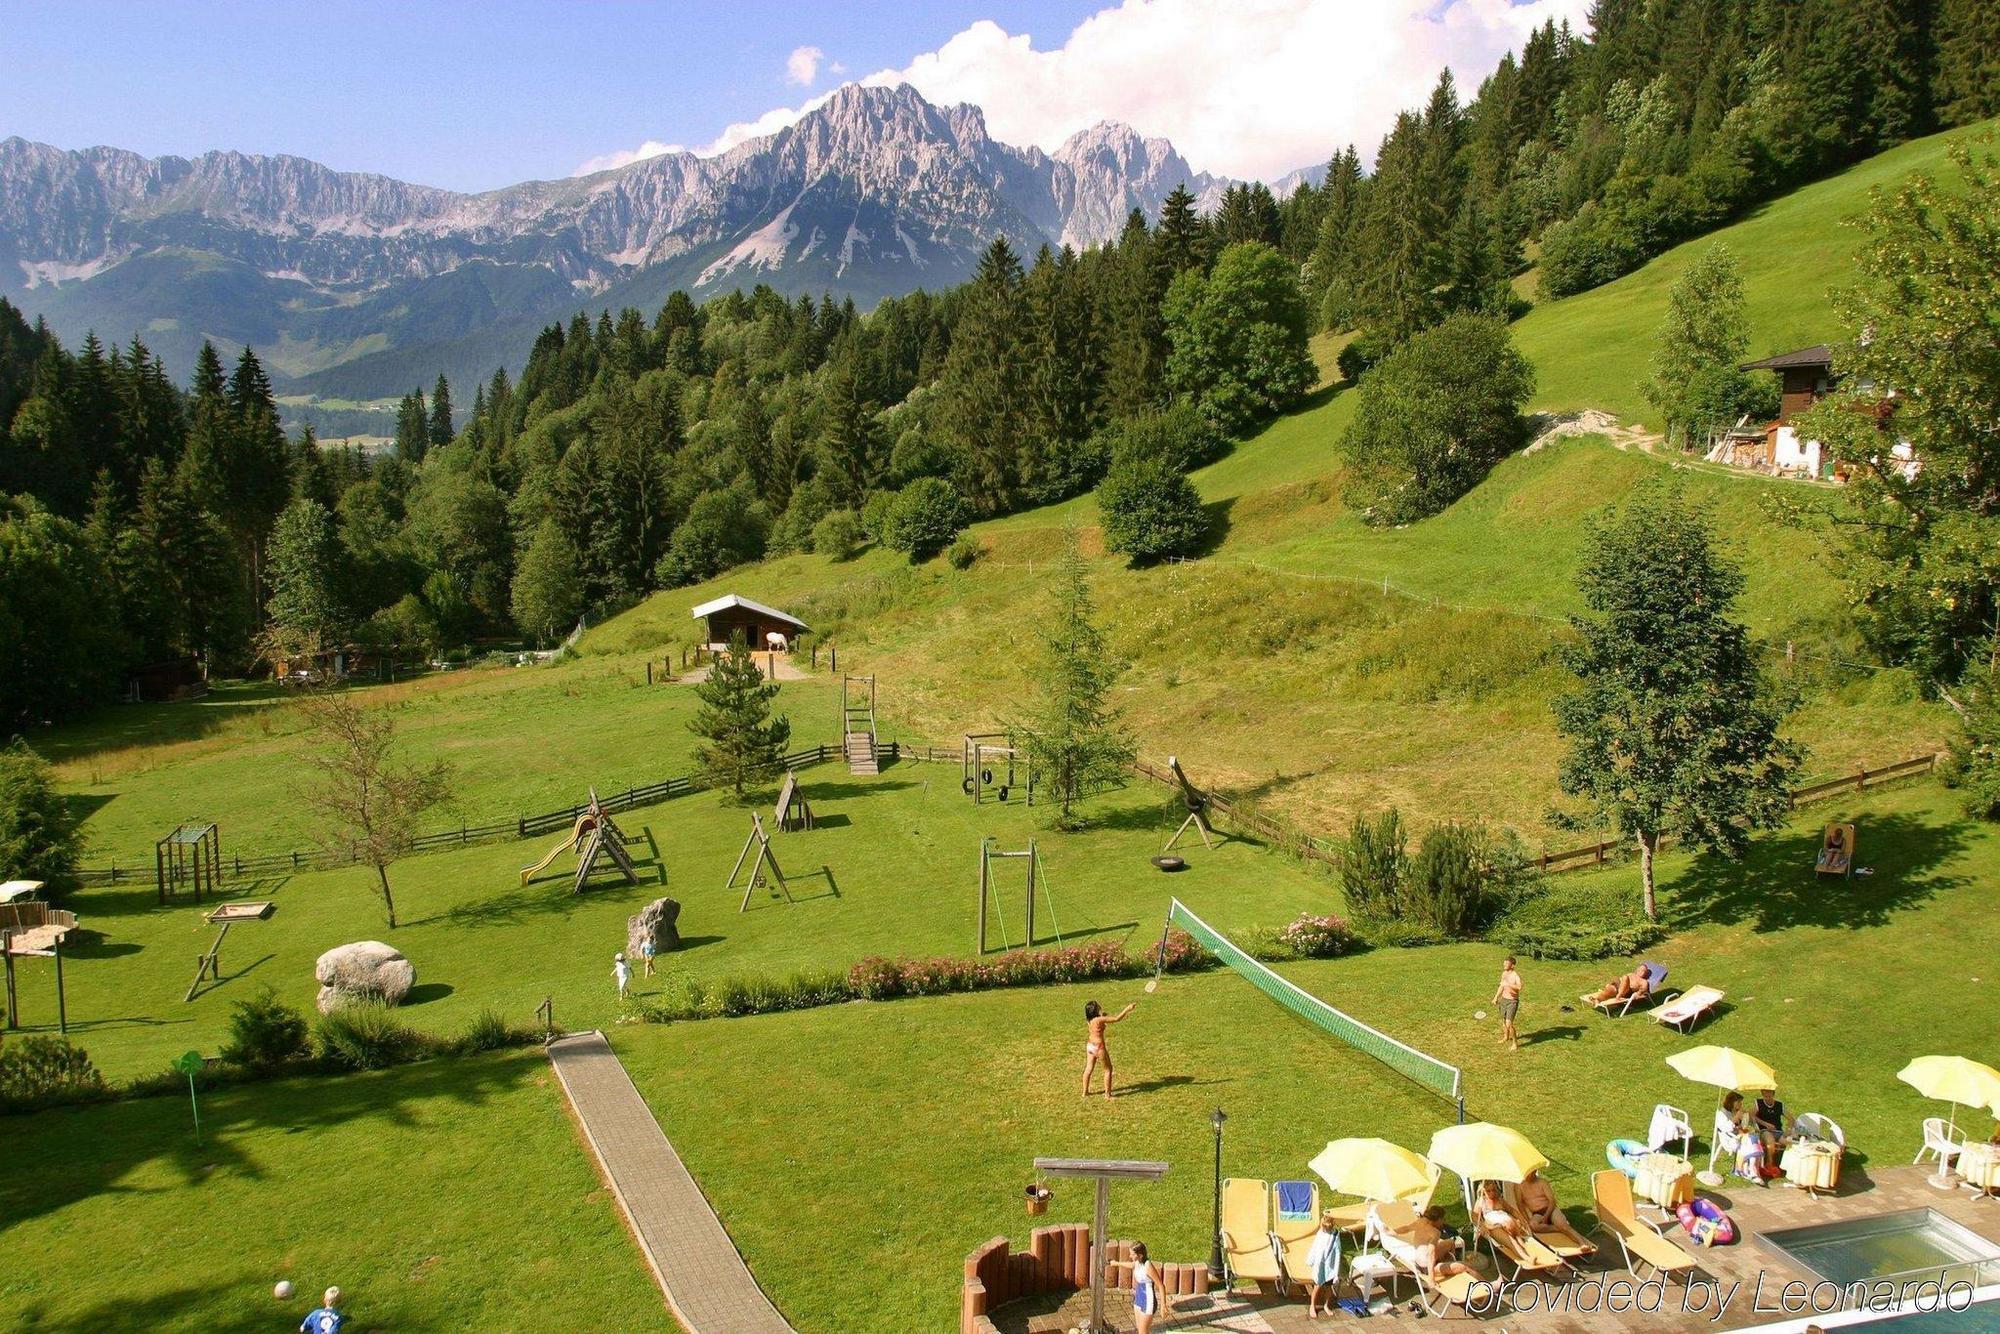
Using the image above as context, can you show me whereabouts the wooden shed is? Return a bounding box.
[1741,344,1835,423]
[690,594,809,652]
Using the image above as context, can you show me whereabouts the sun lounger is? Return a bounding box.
[1816,823,1855,878]
[1653,985,1725,1033]
[1220,1177,1280,1287]
[1592,1169,1699,1284]
[1367,1207,1500,1317]
[1584,962,1668,1016]
[1499,1181,1596,1259]
[1271,1180,1321,1296]
[1480,1218,1569,1279]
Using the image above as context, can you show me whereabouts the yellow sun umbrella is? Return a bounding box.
[1427,1122,1548,1184]
[1897,1055,2000,1138]
[1666,1045,1778,1094]
[1309,1138,1434,1203]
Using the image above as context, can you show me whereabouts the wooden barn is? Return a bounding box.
[690,594,808,652]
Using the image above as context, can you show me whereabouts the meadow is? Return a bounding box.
[18,758,1338,1081]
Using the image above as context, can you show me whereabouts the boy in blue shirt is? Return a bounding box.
[299,1285,344,1333]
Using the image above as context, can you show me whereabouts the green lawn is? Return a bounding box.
[0,1048,666,1331]
[25,768,1337,1080]
[39,657,823,864]
[612,782,2000,1331]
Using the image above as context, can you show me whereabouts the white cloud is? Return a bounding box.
[786,45,825,86]
[573,139,686,175]
[859,0,1595,181]
[577,0,1594,181]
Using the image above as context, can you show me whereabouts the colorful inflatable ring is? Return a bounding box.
[1606,1138,1649,1177]
[1675,1197,1738,1246]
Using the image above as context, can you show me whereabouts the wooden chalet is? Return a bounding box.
[690,594,808,652]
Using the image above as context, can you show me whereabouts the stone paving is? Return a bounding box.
[991,1164,2000,1333]
[548,1030,794,1333]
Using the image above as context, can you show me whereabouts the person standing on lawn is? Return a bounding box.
[1494,956,1522,1051]
[613,952,632,1000]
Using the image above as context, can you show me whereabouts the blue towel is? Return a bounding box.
[1337,1295,1370,1316]
[1277,1179,1313,1217]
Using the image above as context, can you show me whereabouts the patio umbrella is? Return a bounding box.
[1666,1045,1777,1094]
[1309,1137,1434,1203]
[1667,1045,1778,1185]
[1897,1055,2000,1140]
[1427,1122,1548,1184]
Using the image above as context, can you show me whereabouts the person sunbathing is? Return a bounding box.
[1474,1180,1528,1242]
[1585,965,1652,1006]
[1818,827,1850,873]
[1514,1171,1595,1255]
[1378,1206,1475,1282]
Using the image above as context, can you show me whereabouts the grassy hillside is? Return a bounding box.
[578,127,1991,839]
[1517,118,1996,424]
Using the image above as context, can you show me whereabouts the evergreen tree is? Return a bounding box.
[687,632,791,796]
[394,390,430,464]
[265,498,345,655]
[1153,184,1207,278]
[1935,0,2000,126]
[1012,531,1135,831]
[935,237,1029,514]
[428,374,454,451]
[1100,211,1168,419]
[1307,147,1365,330]
[1020,245,1104,502]
[1553,479,1801,920]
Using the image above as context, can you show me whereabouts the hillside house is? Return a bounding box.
[1711,345,1836,477]
[691,594,808,652]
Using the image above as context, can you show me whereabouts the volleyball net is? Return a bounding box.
[1163,899,1464,1111]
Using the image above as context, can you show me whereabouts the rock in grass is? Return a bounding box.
[627,898,681,957]
[315,940,415,1013]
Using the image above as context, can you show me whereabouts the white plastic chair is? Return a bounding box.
[1794,1113,1845,1148]
[1710,1108,1751,1175]
[1649,1104,1695,1161]
[1915,1117,1965,1168]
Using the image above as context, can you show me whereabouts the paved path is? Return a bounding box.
[547,1031,795,1333]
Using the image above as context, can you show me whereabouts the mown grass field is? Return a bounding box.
[18,764,1337,1080]
[0,1048,666,1331]
[614,783,2000,1330]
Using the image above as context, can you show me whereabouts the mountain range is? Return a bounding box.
[0,83,1238,419]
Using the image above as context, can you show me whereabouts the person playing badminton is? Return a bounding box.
[1082,998,1137,1098]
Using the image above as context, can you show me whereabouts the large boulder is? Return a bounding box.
[627,897,681,958]
[314,940,415,1014]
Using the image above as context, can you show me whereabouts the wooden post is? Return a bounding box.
[1090,1177,1110,1334]
[978,842,990,953]
[53,937,64,1036]
[830,646,837,674]
[647,661,653,685]
[1025,839,1036,948]
[2,929,13,1029]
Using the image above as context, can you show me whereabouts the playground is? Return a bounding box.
[6,755,1333,1080]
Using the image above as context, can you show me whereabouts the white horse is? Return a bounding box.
[764,630,789,652]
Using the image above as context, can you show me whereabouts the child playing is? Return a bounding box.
[1081,998,1137,1098]
[613,951,632,1000]
[640,936,657,978]
[1130,1240,1161,1333]
[299,1286,345,1333]
[1305,1211,1342,1318]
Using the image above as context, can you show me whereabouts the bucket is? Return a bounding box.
[1025,1184,1051,1217]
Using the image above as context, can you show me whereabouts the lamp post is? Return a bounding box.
[1207,1107,1228,1284]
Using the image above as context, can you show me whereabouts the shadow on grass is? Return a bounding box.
[0,1047,545,1237]
[1664,811,1969,932]
[1116,1074,1231,1098]
[811,813,853,830]
[73,874,293,924]
[1520,1024,1585,1046]
[797,778,920,803]
[404,982,455,1006]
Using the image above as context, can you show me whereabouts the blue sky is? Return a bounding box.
[0,1,1590,188]
[0,0,1099,190]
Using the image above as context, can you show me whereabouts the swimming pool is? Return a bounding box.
[1757,1208,2000,1288]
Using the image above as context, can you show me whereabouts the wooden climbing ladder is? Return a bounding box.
[842,675,878,776]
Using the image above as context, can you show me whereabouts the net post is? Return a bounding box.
[1456,1095,1466,1126]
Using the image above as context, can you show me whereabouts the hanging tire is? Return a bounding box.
[962,777,976,794]
[982,768,994,785]
[997,786,1010,801]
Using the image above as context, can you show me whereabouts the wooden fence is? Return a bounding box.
[76,741,879,886]
[1127,751,1945,878]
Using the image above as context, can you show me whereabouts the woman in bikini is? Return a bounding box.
[1082,998,1137,1098]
